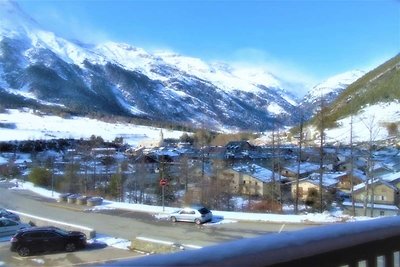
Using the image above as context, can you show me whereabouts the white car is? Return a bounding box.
[0,218,30,237]
[169,206,213,225]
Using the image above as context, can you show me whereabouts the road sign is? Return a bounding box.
[160,179,168,186]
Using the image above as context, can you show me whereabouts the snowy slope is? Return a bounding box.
[323,101,400,144]
[299,70,365,118]
[306,70,365,102]
[0,0,300,131]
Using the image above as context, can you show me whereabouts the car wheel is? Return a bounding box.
[195,219,201,225]
[65,242,76,252]
[17,247,30,257]
[170,216,177,223]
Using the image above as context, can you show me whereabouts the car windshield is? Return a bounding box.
[0,209,10,215]
[54,228,69,236]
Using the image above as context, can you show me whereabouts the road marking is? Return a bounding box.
[278,224,285,233]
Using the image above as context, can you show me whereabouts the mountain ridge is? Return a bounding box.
[0,0,306,131]
[1,0,395,135]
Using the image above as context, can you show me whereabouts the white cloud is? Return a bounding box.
[27,5,110,44]
[227,48,319,97]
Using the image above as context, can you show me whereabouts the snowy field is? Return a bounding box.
[1,102,399,146]
[0,109,185,145]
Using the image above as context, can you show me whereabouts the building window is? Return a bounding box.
[380,211,385,216]
[374,195,386,201]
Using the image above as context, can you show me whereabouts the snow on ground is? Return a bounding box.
[2,179,373,251]
[0,109,184,145]
[8,179,365,225]
[324,101,400,144]
[89,234,131,250]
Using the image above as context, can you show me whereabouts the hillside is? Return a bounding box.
[299,70,365,119]
[301,54,400,144]
[325,54,400,127]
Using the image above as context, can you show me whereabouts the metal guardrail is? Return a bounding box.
[99,216,400,267]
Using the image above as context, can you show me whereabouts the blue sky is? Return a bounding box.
[17,0,400,85]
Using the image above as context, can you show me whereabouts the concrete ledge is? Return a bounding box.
[130,237,201,254]
[9,210,96,239]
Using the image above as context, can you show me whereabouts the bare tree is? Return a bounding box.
[295,116,304,215]
[349,114,356,216]
[179,155,190,193]
[317,96,327,213]
[361,115,380,217]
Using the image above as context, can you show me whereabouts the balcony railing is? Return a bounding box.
[101,216,400,267]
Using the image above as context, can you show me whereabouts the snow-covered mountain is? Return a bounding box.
[0,0,302,132]
[299,70,365,118]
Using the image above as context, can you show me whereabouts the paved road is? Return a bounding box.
[0,182,319,265]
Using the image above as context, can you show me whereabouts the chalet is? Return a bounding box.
[290,172,340,201]
[344,179,400,217]
[380,171,400,189]
[225,141,254,159]
[221,164,278,197]
[336,169,367,191]
[281,162,320,180]
[203,146,226,160]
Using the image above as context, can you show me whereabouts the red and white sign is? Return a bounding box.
[159,179,168,186]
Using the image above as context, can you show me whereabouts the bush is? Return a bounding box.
[248,199,282,213]
[28,167,52,187]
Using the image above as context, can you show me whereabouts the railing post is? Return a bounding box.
[348,260,359,267]
[366,255,377,267]
[384,252,393,267]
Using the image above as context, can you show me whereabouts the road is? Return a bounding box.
[0,182,319,265]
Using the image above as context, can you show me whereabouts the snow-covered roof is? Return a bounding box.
[153,148,180,157]
[353,178,399,192]
[308,172,344,187]
[379,171,400,183]
[284,162,320,174]
[232,164,275,183]
[350,169,367,181]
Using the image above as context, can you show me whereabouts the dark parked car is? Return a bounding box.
[10,226,86,256]
[0,208,20,221]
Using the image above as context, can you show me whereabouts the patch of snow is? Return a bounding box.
[90,234,131,250]
[30,259,45,264]
[267,102,288,115]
